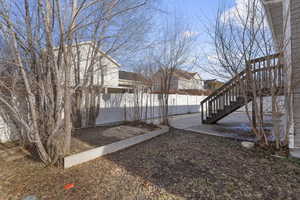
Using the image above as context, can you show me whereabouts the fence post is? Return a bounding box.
[201,102,203,122]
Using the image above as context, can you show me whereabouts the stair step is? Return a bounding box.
[201,57,283,124]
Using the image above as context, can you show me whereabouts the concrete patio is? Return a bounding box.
[168,112,273,141]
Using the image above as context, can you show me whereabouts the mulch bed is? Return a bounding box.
[71,122,160,154]
[1,129,300,200]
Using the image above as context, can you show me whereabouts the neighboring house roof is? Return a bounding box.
[119,71,151,86]
[152,89,212,95]
[172,69,198,80]
[119,71,145,81]
[204,79,224,84]
[204,79,216,83]
[153,69,202,81]
[204,79,224,90]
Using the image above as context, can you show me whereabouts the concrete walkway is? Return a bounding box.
[168,112,273,141]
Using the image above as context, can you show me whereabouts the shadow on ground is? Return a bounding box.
[103,128,300,199]
[170,112,273,142]
[1,128,300,200]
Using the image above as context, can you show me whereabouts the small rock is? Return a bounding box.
[241,141,255,149]
[22,195,38,200]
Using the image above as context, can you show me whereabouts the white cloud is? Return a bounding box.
[182,31,199,38]
[207,54,218,62]
[220,0,267,28]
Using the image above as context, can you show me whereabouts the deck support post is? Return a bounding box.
[200,53,281,124]
[260,95,264,123]
[252,100,257,129]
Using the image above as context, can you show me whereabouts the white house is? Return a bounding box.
[153,69,204,91]
[54,41,121,88]
[118,71,150,88]
[262,0,300,157]
[0,42,121,143]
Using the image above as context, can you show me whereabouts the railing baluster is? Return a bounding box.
[230,86,232,102]
[267,59,272,88]
[201,103,204,121]
[258,60,261,93]
[263,60,266,89]
[200,53,282,124]
[213,99,215,114]
[206,102,207,120]
[218,94,220,111]
[279,56,282,88]
[226,90,229,106]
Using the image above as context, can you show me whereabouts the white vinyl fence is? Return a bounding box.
[0,93,207,142]
[0,93,285,143]
[95,93,206,125]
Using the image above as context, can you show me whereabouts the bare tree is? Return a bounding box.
[70,0,156,128]
[0,0,154,164]
[199,0,288,148]
[148,19,195,125]
[198,0,273,79]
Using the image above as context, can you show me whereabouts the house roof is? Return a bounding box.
[169,69,201,80]
[204,79,224,83]
[173,69,197,80]
[153,69,201,81]
[262,0,283,50]
[119,71,149,83]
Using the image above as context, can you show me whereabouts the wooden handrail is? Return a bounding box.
[201,69,247,104]
[201,52,283,124]
[249,53,281,64]
[201,53,282,104]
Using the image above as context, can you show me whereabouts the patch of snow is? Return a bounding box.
[241,141,255,149]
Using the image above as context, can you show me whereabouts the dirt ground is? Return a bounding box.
[1,129,300,200]
[71,122,159,154]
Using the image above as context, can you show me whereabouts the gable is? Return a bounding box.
[192,73,202,80]
[53,41,121,68]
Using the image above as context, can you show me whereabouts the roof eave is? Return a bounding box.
[262,0,283,50]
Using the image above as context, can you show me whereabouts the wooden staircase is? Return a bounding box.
[201,53,284,124]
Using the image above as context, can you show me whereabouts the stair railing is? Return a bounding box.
[201,53,283,123]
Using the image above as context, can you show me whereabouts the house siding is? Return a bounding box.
[0,43,120,143]
[282,0,300,147]
[0,111,18,143]
[291,0,300,147]
[177,79,203,90]
[272,3,284,44]
[71,44,119,88]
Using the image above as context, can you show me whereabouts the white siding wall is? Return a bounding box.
[280,0,300,147]
[177,79,204,90]
[71,44,119,88]
[0,113,17,143]
[153,76,179,90]
[154,75,204,91]
[289,0,300,147]
[282,0,293,147]
[238,96,285,113]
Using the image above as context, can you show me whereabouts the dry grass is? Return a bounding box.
[1,129,300,200]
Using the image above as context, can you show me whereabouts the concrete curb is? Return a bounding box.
[184,128,256,142]
[64,126,169,168]
[290,148,300,159]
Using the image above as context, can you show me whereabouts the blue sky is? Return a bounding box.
[156,0,236,80]
[159,0,235,32]
[160,0,232,21]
